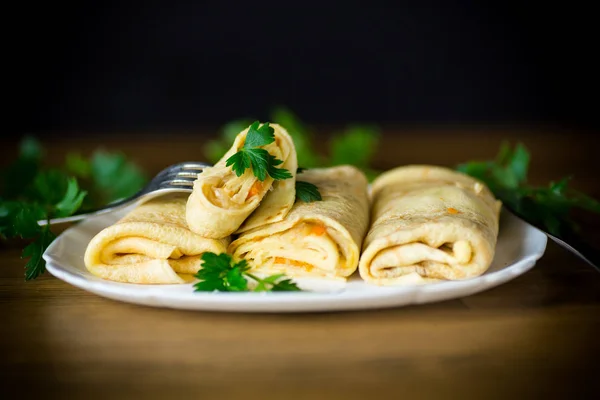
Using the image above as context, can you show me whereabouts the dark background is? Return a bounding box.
[7,1,599,136]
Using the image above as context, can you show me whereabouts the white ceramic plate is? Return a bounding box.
[43,207,547,313]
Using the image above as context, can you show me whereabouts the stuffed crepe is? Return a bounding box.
[359,165,502,284]
[186,123,297,238]
[229,166,370,281]
[84,193,229,284]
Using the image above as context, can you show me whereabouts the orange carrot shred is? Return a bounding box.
[310,224,327,235]
[246,181,263,199]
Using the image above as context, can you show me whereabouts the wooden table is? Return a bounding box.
[2,128,599,399]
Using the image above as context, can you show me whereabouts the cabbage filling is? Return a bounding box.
[235,222,346,277]
[202,141,284,208]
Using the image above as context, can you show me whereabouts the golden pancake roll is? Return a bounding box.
[186,123,298,239]
[229,166,370,281]
[359,165,502,284]
[84,193,229,284]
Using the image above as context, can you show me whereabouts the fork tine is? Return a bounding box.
[168,162,211,171]
[154,162,209,176]
[154,171,200,183]
[180,162,210,170]
[160,179,195,189]
[152,162,210,182]
[175,171,201,179]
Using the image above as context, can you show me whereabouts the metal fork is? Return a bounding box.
[502,204,599,272]
[38,161,211,226]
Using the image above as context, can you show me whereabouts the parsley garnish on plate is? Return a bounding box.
[457,142,600,236]
[193,252,301,292]
[225,121,293,181]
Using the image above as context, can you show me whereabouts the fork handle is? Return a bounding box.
[37,197,132,226]
[549,230,600,272]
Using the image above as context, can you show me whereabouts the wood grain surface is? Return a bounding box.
[1,128,599,399]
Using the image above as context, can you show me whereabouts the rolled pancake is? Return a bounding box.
[229,166,370,281]
[359,165,502,284]
[84,193,230,284]
[186,123,297,238]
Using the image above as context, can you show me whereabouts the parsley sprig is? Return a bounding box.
[193,252,301,292]
[1,137,147,280]
[457,142,600,237]
[225,121,293,181]
[204,106,383,181]
[295,180,322,203]
[1,139,87,280]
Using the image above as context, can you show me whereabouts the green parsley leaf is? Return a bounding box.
[455,161,490,183]
[247,272,301,292]
[0,196,54,281]
[12,204,45,239]
[214,106,383,181]
[244,121,275,148]
[245,148,271,181]
[193,252,301,293]
[0,201,44,238]
[225,123,292,181]
[270,277,301,291]
[506,142,530,184]
[295,180,322,203]
[265,153,293,180]
[248,272,279,292]
[65,152,92,178]
[6,171,87,279]
[2,137,148,280]
[225,150,251,177]
[89,150,146,205]
[457,142,600,237]
[54,178,87,217]
[22,226,55,281]
[29,169,71,205]
[194,253,250,292]
[459,141,530,191]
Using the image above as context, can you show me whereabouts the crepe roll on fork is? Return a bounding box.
[186,122,298,238]
[228,166,370,281]
[359,165,502,284]
[84,193,230,284]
